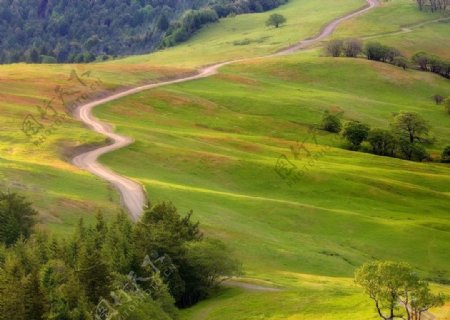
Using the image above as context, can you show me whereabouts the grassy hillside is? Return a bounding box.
[0,63,192,233]
[368,20,450,59]
[0,0,366,232]
[332,0,450,58]
[94,54,450,318]
[0,0,449,318]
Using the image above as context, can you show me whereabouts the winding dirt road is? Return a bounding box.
[72,0,379,220]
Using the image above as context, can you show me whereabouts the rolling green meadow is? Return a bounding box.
[0,0,367,232]
[94,53,450,319]
[0,0,450,318]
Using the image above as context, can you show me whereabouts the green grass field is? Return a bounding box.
[332,0,450,58]
[368,20,450,59]
[0,0,449,317]
[94,54,450,318]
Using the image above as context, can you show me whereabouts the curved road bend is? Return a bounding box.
[72,0,380,220]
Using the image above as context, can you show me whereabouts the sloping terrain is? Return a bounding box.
[0,0,366,232]
[94,54,450,318]
[0,0,449,318]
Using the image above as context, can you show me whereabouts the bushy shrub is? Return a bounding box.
[342,121,370,149]
[365,42,402,62]
[321,111,342,133]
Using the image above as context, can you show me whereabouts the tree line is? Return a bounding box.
[322,110,450,162]
[326,39,450,79]
[0,191,240,320]
[0,0,288,64]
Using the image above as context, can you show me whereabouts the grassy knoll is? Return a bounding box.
[94,54,450,318]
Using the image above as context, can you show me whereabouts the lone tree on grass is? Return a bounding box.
[390,112,431,161]
[355,261,445,320]
[266,14,286,28]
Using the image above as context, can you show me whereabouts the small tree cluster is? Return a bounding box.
[365,42,403,64]
[340,112,432,162]
[356,261,445,320]
[326,38,450,78]
[412,52,450,78]
[325,38,363,57]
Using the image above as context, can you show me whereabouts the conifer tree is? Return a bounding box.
[77,238,112,304]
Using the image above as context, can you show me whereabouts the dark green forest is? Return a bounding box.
[0,0,287,64]
[0,191,240,320]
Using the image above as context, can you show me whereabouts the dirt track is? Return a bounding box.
[72,0,380,220]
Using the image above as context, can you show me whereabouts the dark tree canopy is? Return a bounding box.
[368,128,397,157]
[0,191,37,246]
[342,121,370,149]
[0,0,288,64]
[441,146,450,163]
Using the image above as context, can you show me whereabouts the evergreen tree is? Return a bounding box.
[77,238,112,304]
[0,255,26,320]
[23,270,47,320]
[28,48,41,63]
[0,191,37,245]
[157,15,170,31]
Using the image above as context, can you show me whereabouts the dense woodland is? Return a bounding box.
[0,192,239,320]
[0,0,287,64]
